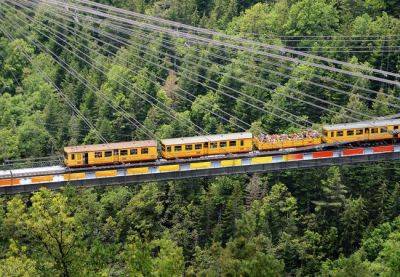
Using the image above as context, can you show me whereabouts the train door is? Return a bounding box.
[364,128,370,140]
[203,142,209,156]
[113,149,119,163]
[83,153,89,165]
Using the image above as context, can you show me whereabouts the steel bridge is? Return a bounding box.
[0,144,398,194]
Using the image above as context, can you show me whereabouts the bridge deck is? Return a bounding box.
[0,144,399,194]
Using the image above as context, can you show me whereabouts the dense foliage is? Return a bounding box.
[0,0,399,275]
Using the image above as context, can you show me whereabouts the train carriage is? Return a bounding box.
[322,119,400,144]
[61,118,400,168]
[161,132,253,159]
[64,140,158,167]
[254,135,321,151]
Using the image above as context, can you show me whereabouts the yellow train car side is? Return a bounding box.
[322,120,398,144]
[64,140,158,167]
[161,133,253,159]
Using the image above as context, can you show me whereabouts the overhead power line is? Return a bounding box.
[29,0,382,121]
[65,0,400,83]
[0,23,109,145]
[8,0,315,129]
[26,0,400,88]
[13,0,317,128]
[19,0,380,123]
[1,2,213,139]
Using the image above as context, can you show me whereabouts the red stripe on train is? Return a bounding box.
[343,148,364,156]
[287,153,304,161]
[312,151,334,159]
[372,145,394,153]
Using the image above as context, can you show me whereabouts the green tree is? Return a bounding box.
[285,0,339,36]
[125,235,153,276]
[340,197,368,253]
[118,183,164,239]
[151,235,185,276]
[124,234,184,276]
[26,189,84,276]
[313,167,347,221]
[0,242,38,277]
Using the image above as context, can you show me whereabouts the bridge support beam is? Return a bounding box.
[1,151,399,195]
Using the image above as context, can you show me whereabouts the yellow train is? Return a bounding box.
[64,119,400,167]
[64,140,158,167]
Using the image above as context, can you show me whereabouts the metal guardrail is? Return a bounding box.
[0,155,64,170]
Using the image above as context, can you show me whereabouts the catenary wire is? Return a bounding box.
[66,0,400,82]
[20,0,400,110]
[19,0,368,126]
[36,0,400,87]
[9,1,312,129]
[0,7,160,141]
[88,16,400,109]
[1,3,211,139]
[0,23,110,145]
[23,9,252,132]
[95,17,400,103]
[31,3,377,122]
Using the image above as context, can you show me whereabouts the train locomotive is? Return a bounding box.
[64,118,400,168]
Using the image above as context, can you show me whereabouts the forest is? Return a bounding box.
[0,0,400,275]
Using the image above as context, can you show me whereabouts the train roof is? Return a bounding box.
[161,132,253,145]
[323,118,400,131]
[64,140,157,153]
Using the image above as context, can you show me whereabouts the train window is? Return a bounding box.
[95,152,102,158]
[174,146,182,152]
[210,142,217,148]
[380,127,387,133]
[130,149,138,155]
[347,130,354,136]
[240,140,244,146]
[71,154,75,160]
[229,141,237,147]
[141,148,149,154]
[330,132,334,137]
[220,141,227,148]
[323,131,328,137]
[105,151,112,157]
[356,129,363,135]
[371,128,378,134]
[161,145,166,151]
[365,128,370,134]
[195,144,202,150]
[120,150,128,156]
[337,131,343,137]
[167,146,172,152]
[185,145,193,150]
[114,150,119,156]
[64,152,68,159]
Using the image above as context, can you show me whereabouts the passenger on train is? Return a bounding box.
[258,129,320,143]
